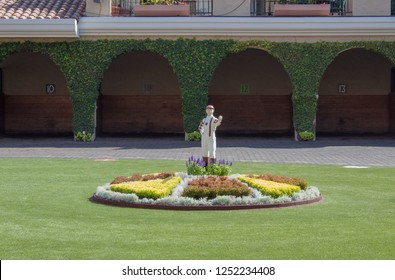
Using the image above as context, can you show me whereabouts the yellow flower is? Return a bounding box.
[238,175,300,198]
[110,177,181,199]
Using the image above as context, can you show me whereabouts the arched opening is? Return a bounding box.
[317,48,393,135]
[0,52,73,135]
[208,48,293,136]
[98,51,184,135]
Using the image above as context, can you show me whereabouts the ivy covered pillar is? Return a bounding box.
[64,68,100,141]
[274,43,333,141]
[289,65,321,141]
[181,87,208,134]
[70,89,98,141]
[163,39,233,137]
[292,92,318,141]
[54,41,112,141]
[377,43,395,135]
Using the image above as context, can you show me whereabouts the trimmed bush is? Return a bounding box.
[206,159,232,176]
[186,156,232,176]
[110,172,175,184]
[299,131,315,141]
[186,131,201,141]
[238,175,300,198]
[74,131,93,142]
[110,176,181,199]
[246,174,308,190]
[182,176,252,199]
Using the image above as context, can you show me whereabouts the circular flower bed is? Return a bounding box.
[91,172,322,211]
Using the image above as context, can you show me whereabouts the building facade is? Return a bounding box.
[0,0,394,140]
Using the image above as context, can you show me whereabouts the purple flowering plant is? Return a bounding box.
[186,155,232,176]
[186,155,206,175]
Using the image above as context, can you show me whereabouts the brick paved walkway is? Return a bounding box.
[0,136,394,167]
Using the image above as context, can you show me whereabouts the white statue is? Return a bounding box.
[199,105,223,166]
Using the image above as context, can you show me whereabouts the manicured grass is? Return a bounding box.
[0,158,394,260]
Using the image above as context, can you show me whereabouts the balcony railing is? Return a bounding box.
[111,0,213,16]
[251,0,347,16]
[111,0,350,17]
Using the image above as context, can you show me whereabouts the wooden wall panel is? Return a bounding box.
[390,94,395,133]
[209,49,292,96]
[0,95,4,133]
[100,95,184,134]
[317,95,389,133]
[208,95,292,134]
[4,95,73,134]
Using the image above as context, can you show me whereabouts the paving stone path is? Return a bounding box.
[0,136,394,167]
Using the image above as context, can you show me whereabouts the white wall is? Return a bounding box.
[213,0,250,16]
[86,0,111,17]
[352,0,390,16]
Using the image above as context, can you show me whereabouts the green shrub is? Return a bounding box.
[74,131,93,142]
[299,131,315,141]
[206,161,232,176]
[186,131,201,141]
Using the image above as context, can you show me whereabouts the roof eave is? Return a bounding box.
[77,16,395,39]
[0,19,79,38]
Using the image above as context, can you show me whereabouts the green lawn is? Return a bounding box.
[0,158,394,260]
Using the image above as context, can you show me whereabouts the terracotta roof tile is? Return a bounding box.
[0,0,86,20]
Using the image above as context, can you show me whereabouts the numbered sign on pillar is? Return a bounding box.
[338,84,347,94]
[45,84,56,95]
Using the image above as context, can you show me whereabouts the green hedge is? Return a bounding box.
[1,39,394,138]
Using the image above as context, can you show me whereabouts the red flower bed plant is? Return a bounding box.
[182,176,252,199]
[110,172,175,184]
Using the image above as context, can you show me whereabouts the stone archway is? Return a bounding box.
[98,51,184,135]
[208,48,293,135]
[0,52,73,135]
[317,48,392,135]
